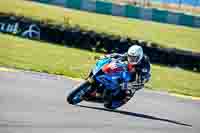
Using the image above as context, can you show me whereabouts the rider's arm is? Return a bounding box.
[126,56,151,90]
[139,56,151,83]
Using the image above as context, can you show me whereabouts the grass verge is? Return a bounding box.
[0,33,200,97]
[0,0,200,52]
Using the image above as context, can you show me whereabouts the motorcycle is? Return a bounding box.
[66,57,144,109]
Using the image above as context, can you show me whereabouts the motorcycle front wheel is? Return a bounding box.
[67,81,91,105]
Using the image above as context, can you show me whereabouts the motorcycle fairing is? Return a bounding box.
[93,58,132,91]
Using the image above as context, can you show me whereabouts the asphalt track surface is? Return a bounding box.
[0,69,200,133]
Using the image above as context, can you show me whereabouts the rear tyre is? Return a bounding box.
[67,81,91,105]
[103,89,136,109]
[103,90,116,109]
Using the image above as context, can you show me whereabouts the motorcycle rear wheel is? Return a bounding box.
[103,89,116,109]
[103,89,136,109]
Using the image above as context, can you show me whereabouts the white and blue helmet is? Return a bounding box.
[127,45,143,65]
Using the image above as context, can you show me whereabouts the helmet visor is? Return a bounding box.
[128,55,140,64]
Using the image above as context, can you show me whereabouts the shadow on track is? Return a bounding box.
[77,105,192,127]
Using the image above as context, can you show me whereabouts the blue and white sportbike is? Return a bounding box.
[67,57,144,109]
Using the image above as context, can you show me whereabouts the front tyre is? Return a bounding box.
[67,81,91,105]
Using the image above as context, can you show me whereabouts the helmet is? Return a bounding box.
[127,45,143,65]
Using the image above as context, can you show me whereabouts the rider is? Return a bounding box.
[101,45,151,108]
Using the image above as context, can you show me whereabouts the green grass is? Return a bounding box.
[0,33,200,97]
[0,0,200,52]
[0,35,100,78]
